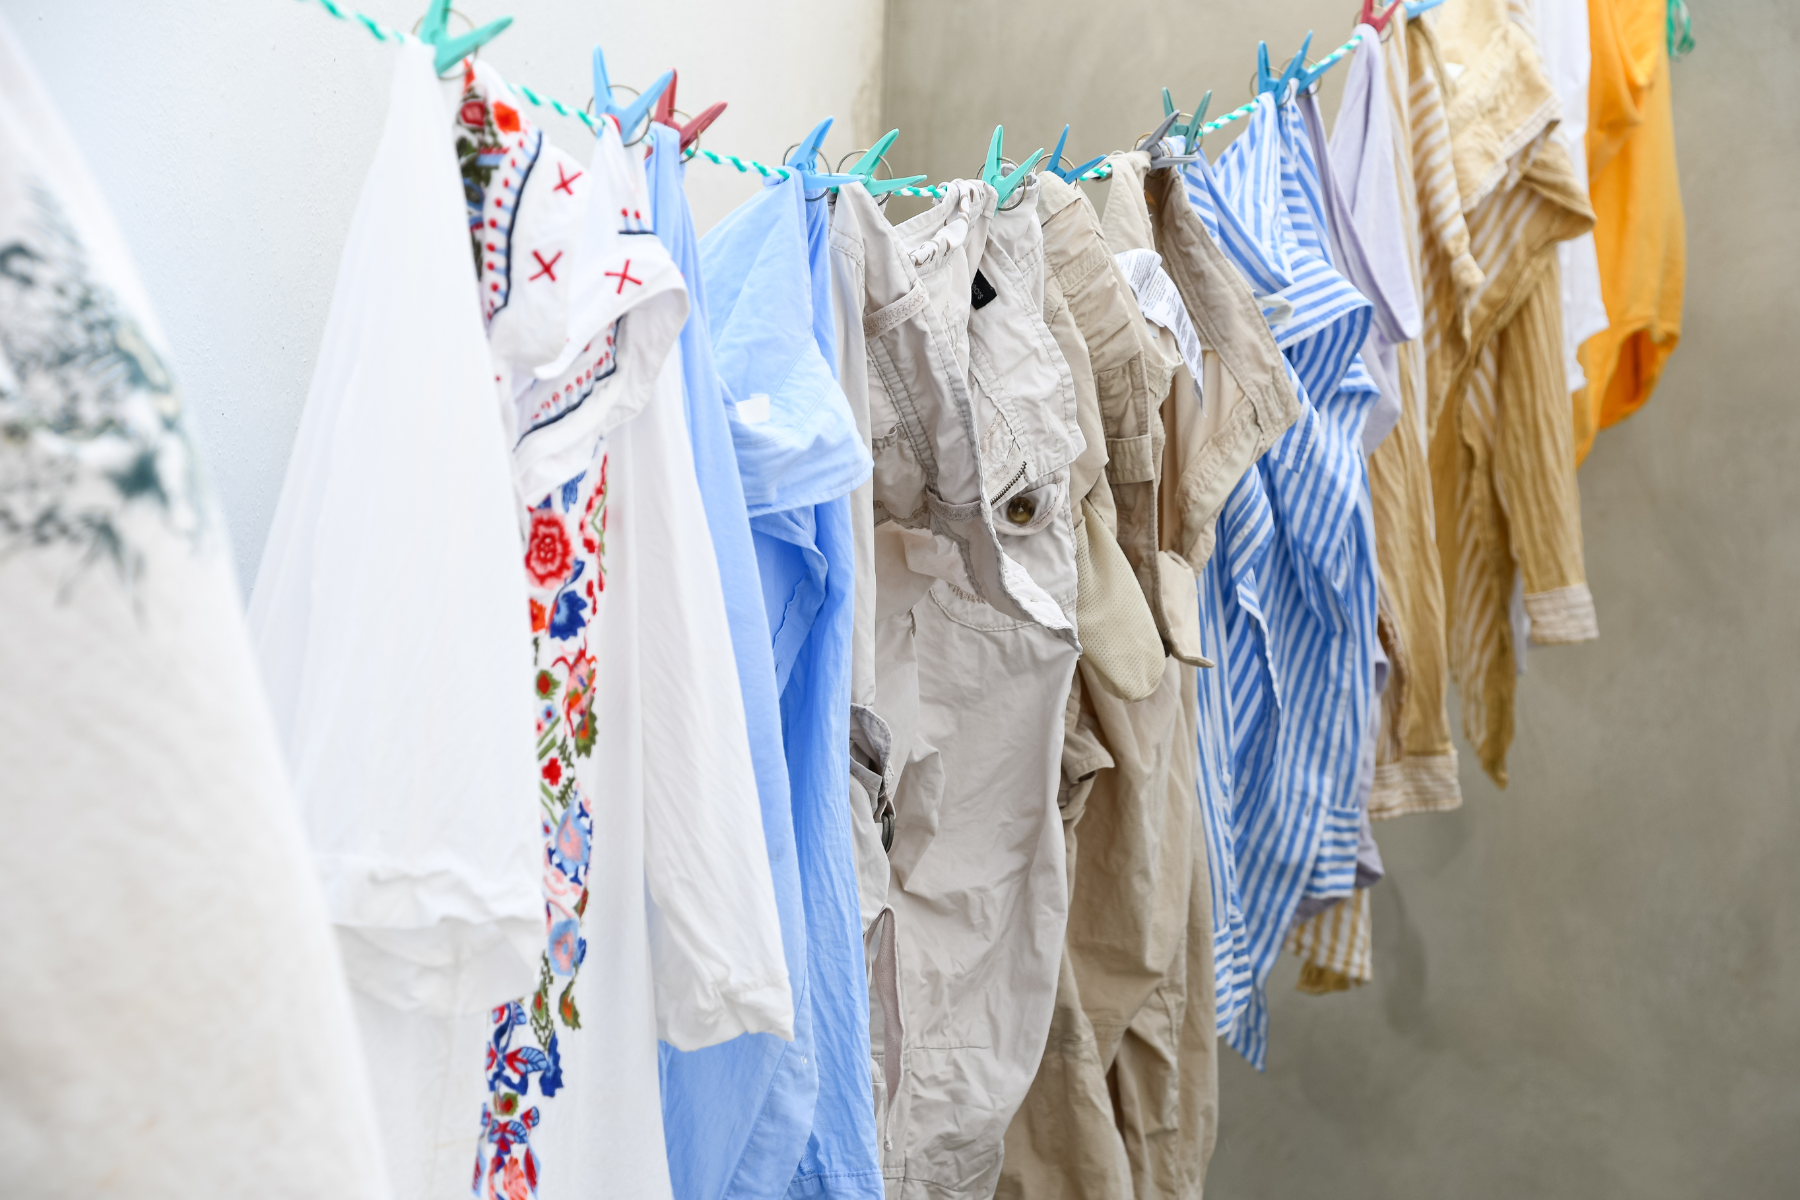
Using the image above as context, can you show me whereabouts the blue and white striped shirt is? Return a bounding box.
[1182,93,1382,1069]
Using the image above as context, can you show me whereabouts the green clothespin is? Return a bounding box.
[981,126,1044,207]
[1161,88,1213,145]
[844,130,928,196]
[417,0,512,76]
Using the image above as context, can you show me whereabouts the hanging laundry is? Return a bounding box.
[247,41,543,1199]
[1000,164,1200,1200]
[1575,0,1685,461]
[997,167,1177,1200]
[831,175,1081,1200]
[646,123,820,1200]
[251,48,797,1196]
[1116,132,1308,1051]
[0,17,388,1195]
[469,62,798,1200]
[826,188,897,945]
[1336,8,1463,822]
[1426,0,1598,787]
[1275,70,1419,994]
[1533,0,1612,398]
[8,0,1720,1188]
[1182,92,1382,1069]
[1109,142,1305,1177]
[697,163,882,1200]
[1042,196,1162,708]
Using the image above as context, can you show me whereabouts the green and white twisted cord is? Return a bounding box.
[295,0,1360,197]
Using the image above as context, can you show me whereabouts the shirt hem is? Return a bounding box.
[1525,583,1599,644]
[1369,753,1463,819]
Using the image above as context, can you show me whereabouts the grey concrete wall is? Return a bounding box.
[885,1,1800,1195]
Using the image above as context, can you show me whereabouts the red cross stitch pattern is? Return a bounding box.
[530,250,562,282]
[553,163,582,195]
[604,260,643,294]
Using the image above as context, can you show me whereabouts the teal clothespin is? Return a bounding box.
[591,45,673,142]
[843,130,928,196]
[1256,31,1316,102]
[1161,88,1213,145]
[1047,125,1105,184]
[982,126,1045,206]
[784,118,862,189]
[1404,0,1447,16]
[417,0,512,76]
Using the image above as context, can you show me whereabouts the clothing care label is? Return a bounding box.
[1114,248,1208,408]
[970,269,998,310]
[736,393,772,424]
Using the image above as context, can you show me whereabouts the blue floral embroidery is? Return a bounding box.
[548,587,587,641]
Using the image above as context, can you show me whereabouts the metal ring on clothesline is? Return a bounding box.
[835,148,884,175]
[664,107,703,160]
[410,7,477,78]
[995,156,1029,212]
[837,148,899,204]
[678,115,705,161]
[1246,58,1323,103]
[585,85,655,146]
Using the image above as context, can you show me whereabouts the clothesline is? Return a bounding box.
[295,0,1362,196]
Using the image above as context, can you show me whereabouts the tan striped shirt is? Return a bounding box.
[1370,7,1465,821]
[1425,0,1598,786]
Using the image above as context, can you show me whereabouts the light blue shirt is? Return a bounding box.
[648,124,817,1200]
[701,170,881,1200]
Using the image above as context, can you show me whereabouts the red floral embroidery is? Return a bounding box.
[493,102,521,133]
[525,510,574,587]
[541,758,563,787]
[460,100,487,129]
[529,598,548,633]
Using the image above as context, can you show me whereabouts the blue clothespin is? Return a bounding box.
[784,118,862,190]
[591,45,673,142]
[1047,125,1104,184]
[982,126,1045,206]
[417,0,512,76]
[1404,0,1447,16]
[843,130,928,196]
[1256,31,1317,102]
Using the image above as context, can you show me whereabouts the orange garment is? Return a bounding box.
[1575,0,1686,462]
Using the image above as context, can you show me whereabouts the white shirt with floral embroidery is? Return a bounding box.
[456,63,793,1200]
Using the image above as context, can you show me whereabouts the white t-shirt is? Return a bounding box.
[248,41,546,1198]
[0,16,388,1198]
[1534,0,1610,393]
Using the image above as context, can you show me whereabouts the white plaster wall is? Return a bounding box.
[0,0,886,589]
